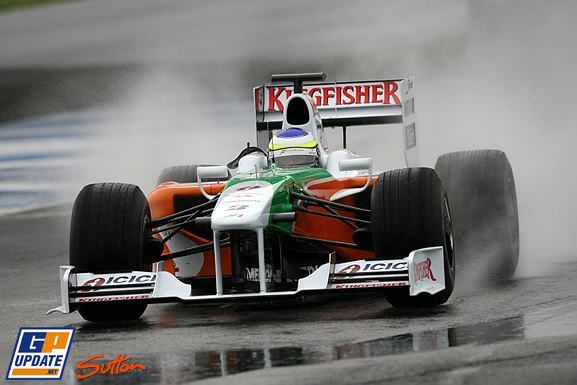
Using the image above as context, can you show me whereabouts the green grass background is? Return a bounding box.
[0,0,75,12]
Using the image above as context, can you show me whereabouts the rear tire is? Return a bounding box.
[157,164,229,185]
[371,168,455,307]
[435,150,519,281]
[70,183,151,322]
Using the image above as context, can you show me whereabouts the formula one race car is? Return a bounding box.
[49,73,519,322]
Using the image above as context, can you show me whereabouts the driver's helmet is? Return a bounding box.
[268,127,319,168]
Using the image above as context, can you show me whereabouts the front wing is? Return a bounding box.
[48,246,445,314]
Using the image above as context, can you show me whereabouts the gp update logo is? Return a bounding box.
[5,327,75,380]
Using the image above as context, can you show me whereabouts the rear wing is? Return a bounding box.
[254,76,418,166]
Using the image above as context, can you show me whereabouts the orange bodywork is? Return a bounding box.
[300,176,378,261]
[149,182,227,219]
[148,177,378,277]
[149,182,231,277]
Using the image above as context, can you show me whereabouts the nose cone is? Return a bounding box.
[211,181,274,231]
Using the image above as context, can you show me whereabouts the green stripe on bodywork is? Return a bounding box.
[224,165,332,234]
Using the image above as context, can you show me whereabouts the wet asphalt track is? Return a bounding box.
[2,0,577,384]
[1,207,577,385]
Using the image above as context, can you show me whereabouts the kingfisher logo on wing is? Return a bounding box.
[6,327,75,380]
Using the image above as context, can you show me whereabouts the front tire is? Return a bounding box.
[70,183,151,322]
[371,168,455,307]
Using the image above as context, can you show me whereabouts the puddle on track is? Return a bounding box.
[72,306,577,384]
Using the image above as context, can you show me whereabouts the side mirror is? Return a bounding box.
[197,166,229,200]
[331,157,373,202]
[197,166,229,180]
[338,157,372,172]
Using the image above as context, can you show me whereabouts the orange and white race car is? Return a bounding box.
[49,73,519,322]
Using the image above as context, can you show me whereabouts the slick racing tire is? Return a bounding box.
[435,150,519,281]
[371,168,455,307]
[70,183,152,322]
[157,164,229,185]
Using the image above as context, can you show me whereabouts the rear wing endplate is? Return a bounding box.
[254,76,418,166]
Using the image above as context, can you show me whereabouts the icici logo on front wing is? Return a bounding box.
[337,264,362,274]
[80,278,105,292]
[80,275,156,292]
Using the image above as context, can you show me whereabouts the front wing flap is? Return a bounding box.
[48,246,445,314]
